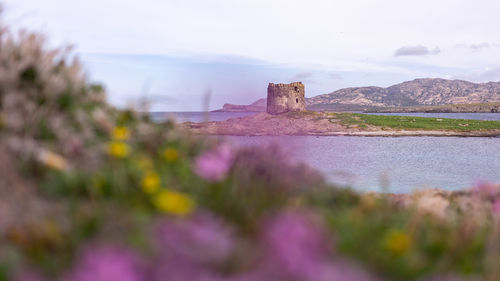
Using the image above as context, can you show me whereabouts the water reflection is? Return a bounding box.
[226,136,500,193]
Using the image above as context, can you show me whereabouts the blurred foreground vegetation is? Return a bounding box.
[1,14,500,281]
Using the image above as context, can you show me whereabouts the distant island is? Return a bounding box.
[214,78,500,113]
[213,98,266,112]
[191,81,500,137]
[186,111,500,136]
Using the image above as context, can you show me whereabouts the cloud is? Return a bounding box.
[455,42,500,52]
[470,43,490,51]
[394,45,441,56]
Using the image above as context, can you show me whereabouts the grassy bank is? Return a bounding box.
[333,113,500,131]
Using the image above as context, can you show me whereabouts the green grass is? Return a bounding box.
[333,113,500,131]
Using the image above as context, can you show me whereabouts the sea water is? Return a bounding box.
[158,111,500,193]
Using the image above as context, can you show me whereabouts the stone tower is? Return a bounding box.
[267,82,306,115]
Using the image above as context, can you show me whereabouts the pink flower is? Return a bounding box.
[259,211,330,279]
[64,245,145,281]
[244,211,378,281]
[492,199,500,216]
[152,214,234,281]
[472,181,499,197]
[194,144,233,181]
[154,213,234,264]
[151,258,221,281]
[151,211,378,281]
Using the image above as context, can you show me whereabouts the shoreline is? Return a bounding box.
[189,131,500,137]
[185,111,500,137]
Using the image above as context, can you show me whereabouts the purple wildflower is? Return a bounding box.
[154,213,234,264]
[151,258,222,281]
[231,258,378,281]
[472,181,499,197]
[254,211,378,281]
[492,199,500,216]
[63,245,145,281]
[259,211,329,279]
[194,144,233,181]
[152,213,234,281]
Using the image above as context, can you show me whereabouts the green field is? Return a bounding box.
[333,113,500,131]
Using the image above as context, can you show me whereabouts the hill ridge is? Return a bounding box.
[308,78,500,109]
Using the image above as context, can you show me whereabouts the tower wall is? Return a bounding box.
[266,82,306,115]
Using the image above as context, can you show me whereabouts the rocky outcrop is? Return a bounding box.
[186,112,345,135]
[267,82,306,114]
[213,98,266,112]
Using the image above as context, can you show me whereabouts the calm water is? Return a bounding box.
[158,111,500,193]
[154,111,500,123]
[150,111,256,123]
[226,136,500,193]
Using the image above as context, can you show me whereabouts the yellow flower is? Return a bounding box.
[38,150,68,171]
[108,141,129,158]
[163,147,179,162]
[112,126,130,140]
[142,171,160,194]
[384,229,411,256]
[153,190,194,215]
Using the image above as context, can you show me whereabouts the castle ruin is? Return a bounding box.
[267,82,306,114]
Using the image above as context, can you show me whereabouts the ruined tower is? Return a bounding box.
[266,82,306,115]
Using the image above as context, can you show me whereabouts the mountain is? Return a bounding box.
[213,98,267,112]
[307,78,500,110]
[215,78,500,112]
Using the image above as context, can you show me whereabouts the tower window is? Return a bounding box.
[294,86,299,92]
[296,98,299,103]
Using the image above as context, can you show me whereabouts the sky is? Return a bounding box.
[4,0,500,111]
